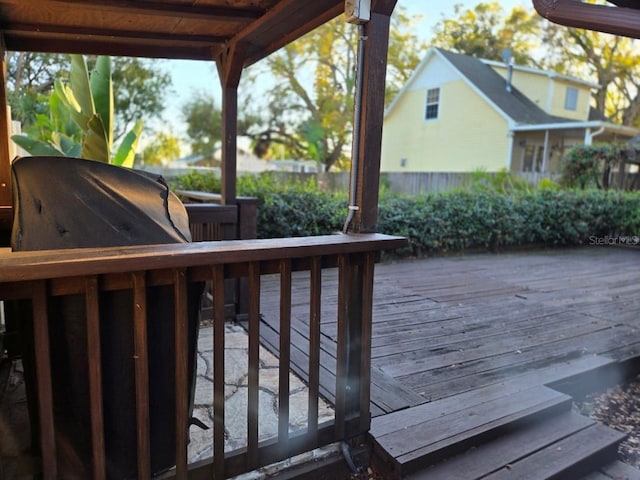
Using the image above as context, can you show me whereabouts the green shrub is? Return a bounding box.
[170,171,640,258]
[172,170,221,192]
[560,143,625,190]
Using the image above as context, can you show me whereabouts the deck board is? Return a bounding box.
[408,411,595,480]
[255,246,640,475]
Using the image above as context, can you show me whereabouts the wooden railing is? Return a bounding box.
[0,233,406,479]
[179,190,259,242]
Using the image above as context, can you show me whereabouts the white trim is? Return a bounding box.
[542,130,550,172]
[511,121,638,136]
[506,131,515,170]
[385,47,513,124]
[433,49,514,124]
[384,48,439,116]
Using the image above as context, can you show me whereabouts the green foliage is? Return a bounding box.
[172,170,221,193]
[560,143,622,190]
[142,131,181,166]
[12,54,143,166]
[238,172,347,237]
[377,189,640,258]
[431,2,541,66]
[7,52,64,127]
[170,171,640,257]
[469,168,534,194]
[238,6,425,171]
[181,93,222,157]
[111,57,171,141]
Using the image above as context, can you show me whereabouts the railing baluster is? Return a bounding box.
[336,253,369,440]
[174,269,189,478]
[131,272,151,478]
[31,280,57,479]
[212,265,226,480]
[278,259,291,449]
[335,256,348,439]
[247,262,260,469]
[359,253,375,433]
[85,276,106,480]
[308,257,321,442]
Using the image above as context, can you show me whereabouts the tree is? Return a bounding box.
[111,57,172,141]
[7,52,64,126]
[431,2,543,66]
[142,131,181,166]
[7,53,172,137]
[239,8,425,172]
[181,92,223,156]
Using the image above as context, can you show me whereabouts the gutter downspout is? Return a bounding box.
[585,126,605,146]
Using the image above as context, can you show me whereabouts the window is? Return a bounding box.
[564,87,578,111]
[400,158,407,168]
[425,87,440,120]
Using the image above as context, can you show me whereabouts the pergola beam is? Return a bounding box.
[533,0,640,39]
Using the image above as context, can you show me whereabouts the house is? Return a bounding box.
[381,47,639,173]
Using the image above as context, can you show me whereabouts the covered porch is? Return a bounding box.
[510,122,639,174]
[0,0,405,478]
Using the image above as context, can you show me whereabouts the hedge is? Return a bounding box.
[170,172,639,259]
[256,189,640,258]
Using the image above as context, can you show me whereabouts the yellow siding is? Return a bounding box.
[548,78,590,121]
[493,66,549,111]
[492,66,591,121]
[382,80,511,172]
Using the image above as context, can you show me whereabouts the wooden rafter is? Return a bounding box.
[533,0,640,38]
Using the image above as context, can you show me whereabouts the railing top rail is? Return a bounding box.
[176,189,260,204]
[176,189,224,203]
[0,233,406,282]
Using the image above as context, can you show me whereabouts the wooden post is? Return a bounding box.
[348,1,397,233]
[0,36,13,234]
[217,43,246,206]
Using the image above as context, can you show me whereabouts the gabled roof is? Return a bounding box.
[385,47,632,136]
[436,48,573,126]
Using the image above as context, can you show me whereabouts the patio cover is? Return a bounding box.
[533,0,640,39]
[0,0,397,234]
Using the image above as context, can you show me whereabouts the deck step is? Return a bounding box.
[370,385,572,476]
[406,411,627,480]
[582,460,640,480]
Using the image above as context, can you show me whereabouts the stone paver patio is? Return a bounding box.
[188,324,335,463]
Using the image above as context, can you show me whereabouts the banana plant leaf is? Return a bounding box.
[113,119,143,167]
[11,134,64,157]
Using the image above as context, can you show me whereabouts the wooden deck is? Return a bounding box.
[256,246,640,479]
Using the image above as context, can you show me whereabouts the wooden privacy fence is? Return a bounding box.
[0,233,405,479]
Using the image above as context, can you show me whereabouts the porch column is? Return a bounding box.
[217,43,246,205]
[585,128,592,145]
[541,129,550,172]
[0,37,12,233]
[348,0,397,233]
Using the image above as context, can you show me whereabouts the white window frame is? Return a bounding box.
[425,87,440,120]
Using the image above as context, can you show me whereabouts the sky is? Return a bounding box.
[161,0,532,140]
